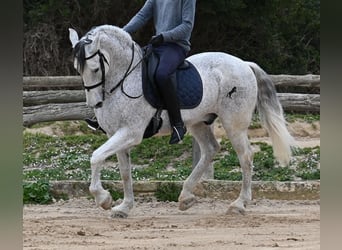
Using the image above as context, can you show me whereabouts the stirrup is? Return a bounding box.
[85,118,106,133]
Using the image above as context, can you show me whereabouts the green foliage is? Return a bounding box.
[23,180,53,204]
[23,131,194,182]
[155,182,182,202]
[23,116,320,203]
[108,189,124,201]
[23,0,319,76]
[212,139,320,182]
[251,142,295,181]
[285,113,320,123]
[23,131,107,181]
[293,146,320,180]
[249,113,320,132]
[213,139,242,180]
[192,0,320,74]
[23,126,320,184]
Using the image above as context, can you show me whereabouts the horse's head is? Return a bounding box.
[69,27,111,108]
[69,25,141,108]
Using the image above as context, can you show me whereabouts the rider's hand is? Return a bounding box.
[149,34,164,46]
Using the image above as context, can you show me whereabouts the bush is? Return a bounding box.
[23,180,53,204]
[155,182,182,202]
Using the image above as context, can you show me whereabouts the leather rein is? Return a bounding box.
[83,42,146,100]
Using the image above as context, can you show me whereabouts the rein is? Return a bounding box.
[82,42,149,100]
[109,43,143,99]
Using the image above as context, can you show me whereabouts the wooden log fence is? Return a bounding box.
[23,75,320,127]
[23,103,94,127]
[23,75,320,91]
[271,74,320,94]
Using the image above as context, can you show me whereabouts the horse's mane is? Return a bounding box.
[73,25,133,73]
[91,25,133,46]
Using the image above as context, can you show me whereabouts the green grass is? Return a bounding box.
[23,127,320,183]
[285,113,320,123]
[248,113,320,130]
[23,116,320,203]
[23,134,320,183]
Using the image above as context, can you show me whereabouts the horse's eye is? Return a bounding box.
[94,68,99,73]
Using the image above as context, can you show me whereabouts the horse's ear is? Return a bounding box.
[69,28,79,48]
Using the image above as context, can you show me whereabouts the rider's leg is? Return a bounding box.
[154,43,187,144]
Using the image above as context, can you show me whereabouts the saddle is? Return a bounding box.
[142,46,203,110]
[141,46,203,139]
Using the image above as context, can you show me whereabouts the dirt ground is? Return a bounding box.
[23,197,320,250]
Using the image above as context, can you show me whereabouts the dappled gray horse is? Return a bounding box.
[69,25,295,218]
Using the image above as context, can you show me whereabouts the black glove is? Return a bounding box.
[149,34,164,46]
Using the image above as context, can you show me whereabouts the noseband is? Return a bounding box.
[83,49,109,100]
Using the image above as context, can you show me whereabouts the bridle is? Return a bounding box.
[82,41,146,101]
[83,49,108,100]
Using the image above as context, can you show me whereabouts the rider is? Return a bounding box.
[86,0,196,144]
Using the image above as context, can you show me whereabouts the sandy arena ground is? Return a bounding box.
[23,197,320,250]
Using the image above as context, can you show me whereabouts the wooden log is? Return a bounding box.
[270,74,320,94]
[270,74,320,88]
[23,90,85,106]
[22,93,319,126]
[23,103,94,127]
[23,89,320,113]
[278,93,320,113]
[23,76,82,90]
[23,75,320,92]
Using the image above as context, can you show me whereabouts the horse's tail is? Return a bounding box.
[247,62,295,166]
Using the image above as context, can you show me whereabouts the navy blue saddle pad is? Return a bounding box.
[142,57,203,110]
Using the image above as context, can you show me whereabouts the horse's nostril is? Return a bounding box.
[95,102,103,108]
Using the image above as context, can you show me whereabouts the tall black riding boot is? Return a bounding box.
[158,73,187,144]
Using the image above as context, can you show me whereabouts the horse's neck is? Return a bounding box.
[106,41,143,93]
[110,40,142,73]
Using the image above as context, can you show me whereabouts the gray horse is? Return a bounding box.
[69,25,295,218]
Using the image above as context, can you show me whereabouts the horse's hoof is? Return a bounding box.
[99,194,113,210]
[179,197,197,211]
[226,205,246,215]
[111,210,128,218]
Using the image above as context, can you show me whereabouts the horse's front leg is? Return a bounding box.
[111,150,134,218]
[89,129,140,213]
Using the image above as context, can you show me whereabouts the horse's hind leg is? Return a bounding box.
[178,123,220,211]
[224,128,254,215]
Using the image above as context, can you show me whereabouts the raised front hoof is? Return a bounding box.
[179,197,197,211]
[111,210,128,218]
